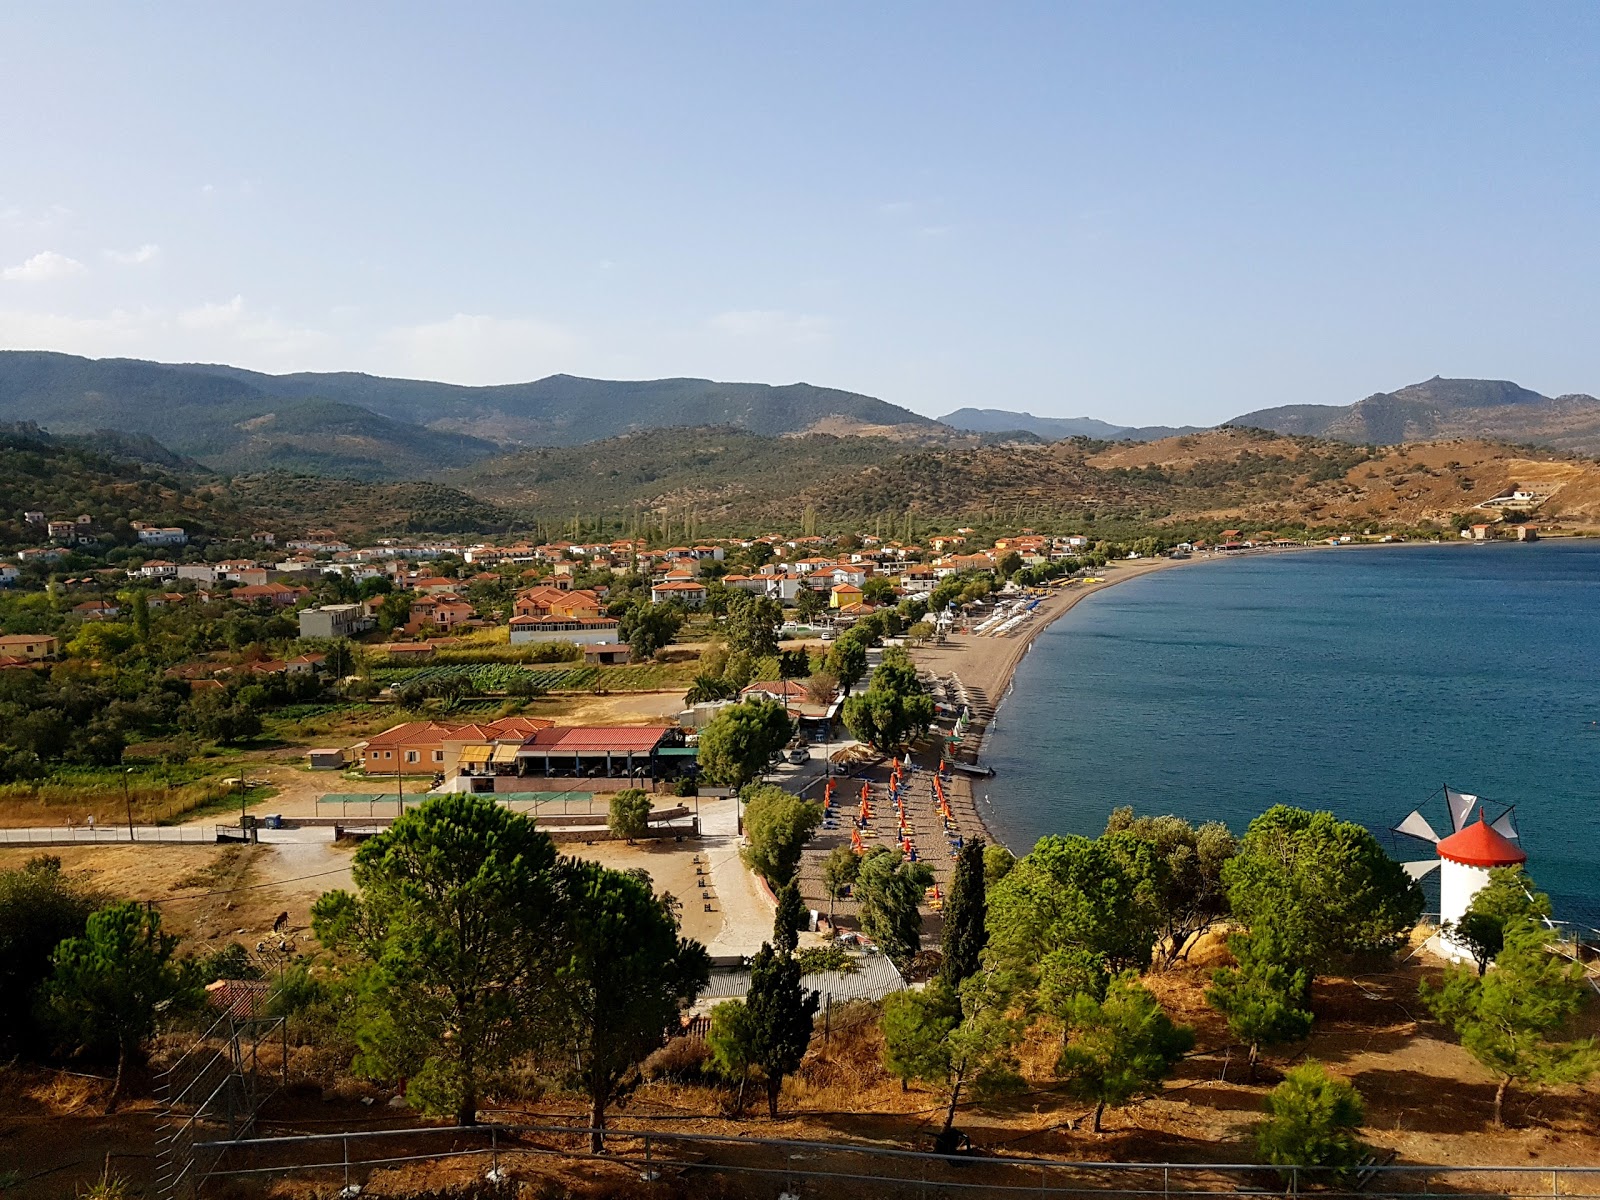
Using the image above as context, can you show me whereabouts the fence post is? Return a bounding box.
[492,1126,499,1178]
[1164,1165,1170,1200]
[1289,1165,1298,1197]
[343,1135,350,1191]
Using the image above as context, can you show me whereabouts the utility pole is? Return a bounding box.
[123,767,135,842]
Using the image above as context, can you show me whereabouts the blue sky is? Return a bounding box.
[1,3,1596,425]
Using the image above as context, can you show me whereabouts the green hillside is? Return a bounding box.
[0,425,511,549]
[0,353,944,478]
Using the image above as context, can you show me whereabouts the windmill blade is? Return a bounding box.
[1394,810,1440,844]
[1490,806,1519,841]
[1446,788,1479,832]
[1402,859,1441,881]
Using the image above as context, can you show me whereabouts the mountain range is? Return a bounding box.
[1228,377,1600,452]
[0,352,947,478]
[2,353,1598,489]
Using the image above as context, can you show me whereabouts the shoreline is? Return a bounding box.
[910,535,1591,853]
[908,554,1196,851]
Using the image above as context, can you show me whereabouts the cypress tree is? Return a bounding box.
[745,943,820,1117]
[938,837,988,986]
[773,880,805,955]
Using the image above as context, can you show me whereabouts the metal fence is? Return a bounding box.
[194,1123,1600,1199]
[156,987,287,1200]
[0,824,219,845]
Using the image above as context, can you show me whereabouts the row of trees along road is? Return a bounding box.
[312,794,709,1149]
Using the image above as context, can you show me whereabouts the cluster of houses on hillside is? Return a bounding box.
[6,519,1108,676]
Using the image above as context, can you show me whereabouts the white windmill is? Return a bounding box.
[1393,786,1526,963]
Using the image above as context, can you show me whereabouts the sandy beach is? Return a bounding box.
[906,556,1189,855]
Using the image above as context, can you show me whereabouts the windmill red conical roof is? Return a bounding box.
[1436,811,1526,868]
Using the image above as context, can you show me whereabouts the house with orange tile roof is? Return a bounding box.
[0,634,57,660]
[232,583,310,607]
[650,579,708,607]
[404,594,477,634]
[356,716,554,774]
[830,582,864,609]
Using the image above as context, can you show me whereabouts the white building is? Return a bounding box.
[134,524,188,546]
[298,604,375,640]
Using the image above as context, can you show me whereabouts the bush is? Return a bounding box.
[1257,1062,1365,1175]
[641,1034,714,1083]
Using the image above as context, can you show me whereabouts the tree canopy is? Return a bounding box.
[44,901,197,1112]
[855,847,934,967]
[697,699,794,791]
[740,784,823,888]
[1103,807,1236,967]
[986,834,1157,1007]
[552,859,711,1149]
[1420,918,1598,1125]
[1056,972,1195,1133]
[1206,930,1313,1079]
[743,943,820,1118]
[0,856,98,1056]
[938,837,988,987]
[310,793,561,1124]
[1257,1063,1367,1175]
[1223,806,1422,977]
[842,647,934,750]
[607,788,652,842]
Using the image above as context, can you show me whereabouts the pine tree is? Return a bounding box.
[1421,919,1599,1125]
[1056,972,1195,1132]
[44,902,197,1112]
[1257,1062,1366,1176]
[1206,931,1313,1080]
[938,837,987,987]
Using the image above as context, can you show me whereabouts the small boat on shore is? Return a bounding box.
[951,761,996,779]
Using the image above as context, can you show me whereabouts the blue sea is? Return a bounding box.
[979,541,1600,926]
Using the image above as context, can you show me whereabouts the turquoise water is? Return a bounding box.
[979,542,1600,926]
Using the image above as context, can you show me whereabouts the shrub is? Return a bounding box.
[1257,1062,1365,1175]
[641,1034,714,1083]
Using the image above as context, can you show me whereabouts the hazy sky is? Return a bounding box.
[2,4,1596,425]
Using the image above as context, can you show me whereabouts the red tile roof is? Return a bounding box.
[520,725,672,754]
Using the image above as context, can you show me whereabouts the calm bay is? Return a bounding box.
[979,541,1600,925]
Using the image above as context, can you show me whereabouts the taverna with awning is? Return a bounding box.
[440,724,697,792]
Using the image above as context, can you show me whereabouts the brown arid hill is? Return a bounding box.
[1090,431,1600,531]
[1230,377,1600,455]
[451,425,1600,534]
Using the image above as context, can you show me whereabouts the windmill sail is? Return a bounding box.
[1394,810,1441,843]
[1402,859,1441,880]
[1446,787,1478,832]
[1490,807,1519,840]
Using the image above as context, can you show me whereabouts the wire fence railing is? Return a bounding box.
[195,1123,1600,1199]
[0,823,219,845]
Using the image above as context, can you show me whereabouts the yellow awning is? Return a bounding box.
[491,743,520,764]
[457,744,493,765]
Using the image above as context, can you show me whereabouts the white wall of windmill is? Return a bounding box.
[1435,857,1492,962]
